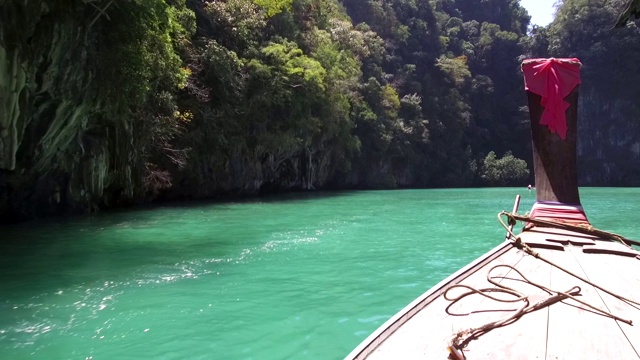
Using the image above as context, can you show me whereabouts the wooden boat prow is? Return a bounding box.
[346,59,640,359]
[348,230,640,359]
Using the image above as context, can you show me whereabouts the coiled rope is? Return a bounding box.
[446,212,640,360]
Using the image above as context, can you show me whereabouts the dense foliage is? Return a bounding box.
[176,0,534,193]
[0,0,638,221]
[480,151,529,186]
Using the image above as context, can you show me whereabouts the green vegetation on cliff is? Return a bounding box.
[0,0,638,221]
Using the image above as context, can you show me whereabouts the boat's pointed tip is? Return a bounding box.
[447,346,465,360]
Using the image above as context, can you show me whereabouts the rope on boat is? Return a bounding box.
[501,211,640,248]
[445,212,640,360]
[499,211,640,311]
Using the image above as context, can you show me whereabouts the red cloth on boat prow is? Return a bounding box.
[528,202,589,226]
[522,58,582,140]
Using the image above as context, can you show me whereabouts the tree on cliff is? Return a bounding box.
[480,151,529,186]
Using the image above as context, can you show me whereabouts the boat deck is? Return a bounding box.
[350,227,640,359]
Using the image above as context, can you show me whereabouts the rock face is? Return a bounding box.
[577,87,640,186]
[0,45,26,171]
[0,1,132,222]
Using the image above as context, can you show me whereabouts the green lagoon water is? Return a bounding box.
[1,188,639,359]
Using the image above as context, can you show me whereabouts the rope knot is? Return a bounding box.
[514,237,523,248]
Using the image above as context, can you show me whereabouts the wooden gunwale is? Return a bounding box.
[345,240,515,360]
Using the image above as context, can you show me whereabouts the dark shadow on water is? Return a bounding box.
[0,189,366,299]
[152,189,361,208]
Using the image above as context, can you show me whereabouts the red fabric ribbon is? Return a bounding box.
[522,58,582,140]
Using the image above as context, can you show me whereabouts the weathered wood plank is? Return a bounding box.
[459,248,552,360]
[573,248,640,356]
[581,241,640,257]
[526,227,599,240]
[546,237,596,246]
[545,246,639,359]
[590,252,640,290]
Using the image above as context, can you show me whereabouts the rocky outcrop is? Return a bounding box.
[0,1,136,222]
[578,87,640,186]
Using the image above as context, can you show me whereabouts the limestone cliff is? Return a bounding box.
[0,1,143,222]
[578,88,640,185]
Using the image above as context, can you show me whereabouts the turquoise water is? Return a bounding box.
[0,188,638,359]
